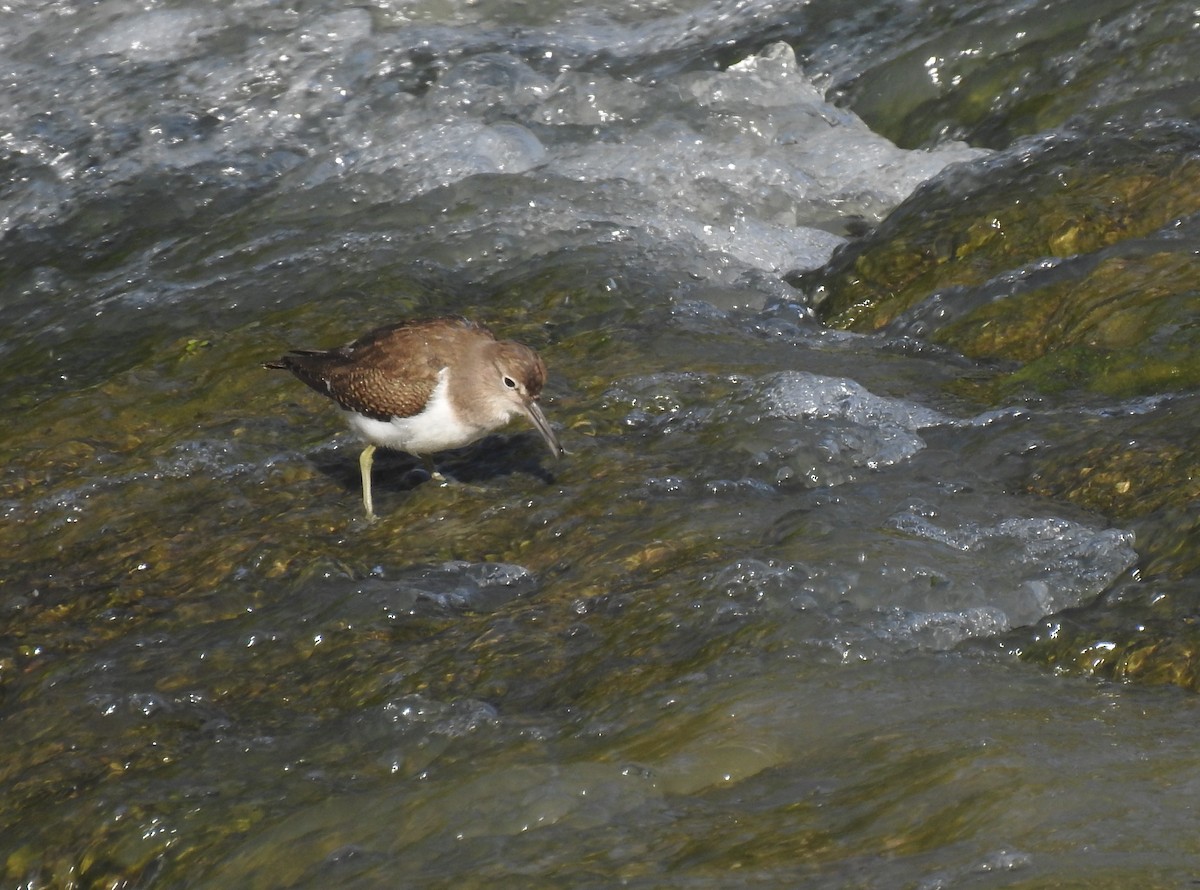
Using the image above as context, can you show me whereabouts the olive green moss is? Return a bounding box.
[939,249,1200,401]
[803,127,1200,341]
[1008,580,1200,692]
[785,126,1200,691]
[1004,406,1200,687]
[842,1,1200,150]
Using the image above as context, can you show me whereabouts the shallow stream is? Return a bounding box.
[3,0,1200,886]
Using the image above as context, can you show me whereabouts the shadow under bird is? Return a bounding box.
[265,317,562,518]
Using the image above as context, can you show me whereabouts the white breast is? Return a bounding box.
[343,369,488,455]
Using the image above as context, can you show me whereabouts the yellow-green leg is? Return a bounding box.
[359,444,377,518]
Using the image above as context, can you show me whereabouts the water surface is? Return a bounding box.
[2,0,1199,886]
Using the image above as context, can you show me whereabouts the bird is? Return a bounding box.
[265,316,562,518]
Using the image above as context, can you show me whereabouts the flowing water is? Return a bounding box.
[2,0,1199,887]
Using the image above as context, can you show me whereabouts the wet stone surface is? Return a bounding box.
[3,1,1200,887]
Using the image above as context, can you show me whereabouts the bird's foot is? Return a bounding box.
[417,456,449,486]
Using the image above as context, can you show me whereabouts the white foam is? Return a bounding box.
[609,371,947,491]
[85,9,214,63]
[534,42,985,271]
[766,371,950,430]
[706,506,1136,654]
[876,511,1137,629]
[2,10,991,290]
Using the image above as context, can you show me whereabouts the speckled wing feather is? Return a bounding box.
[266,317,495,421]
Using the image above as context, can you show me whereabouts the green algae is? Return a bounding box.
[0,281,767,886]
[1009,582,1200,692]
[997,399,1200,688]
[839,0,1200,150]
[790,126,1200,410]
[2,98,1200,890]
[793,124,1200,696]
[1029,441,1200,527]
[940,248,1200,401]
[787,123,1200,694]
[802,127,1200,336]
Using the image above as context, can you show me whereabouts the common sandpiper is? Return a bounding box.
[266,316,562,518]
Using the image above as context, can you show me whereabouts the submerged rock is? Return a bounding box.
[793,125,1200,400]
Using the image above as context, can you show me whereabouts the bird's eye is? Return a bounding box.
[503,376,518,389]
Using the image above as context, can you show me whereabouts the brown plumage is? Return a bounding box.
[266,316,561,517]
[267,318,528,421]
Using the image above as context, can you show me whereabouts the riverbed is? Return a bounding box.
[2,0,1199,886]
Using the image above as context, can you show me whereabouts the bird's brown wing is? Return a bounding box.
[267,317,495,421]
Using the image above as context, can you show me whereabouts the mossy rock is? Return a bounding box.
[800,125,1200,337]
[940,246,1200,401]
[1017,391,1200,581]
[841,1,1200,149]
[1029,441,1200,526]
[1011,577,1200,691]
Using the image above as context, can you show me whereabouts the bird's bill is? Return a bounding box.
[522,398,563,458]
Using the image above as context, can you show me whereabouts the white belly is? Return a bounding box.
[343,372,487,455]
